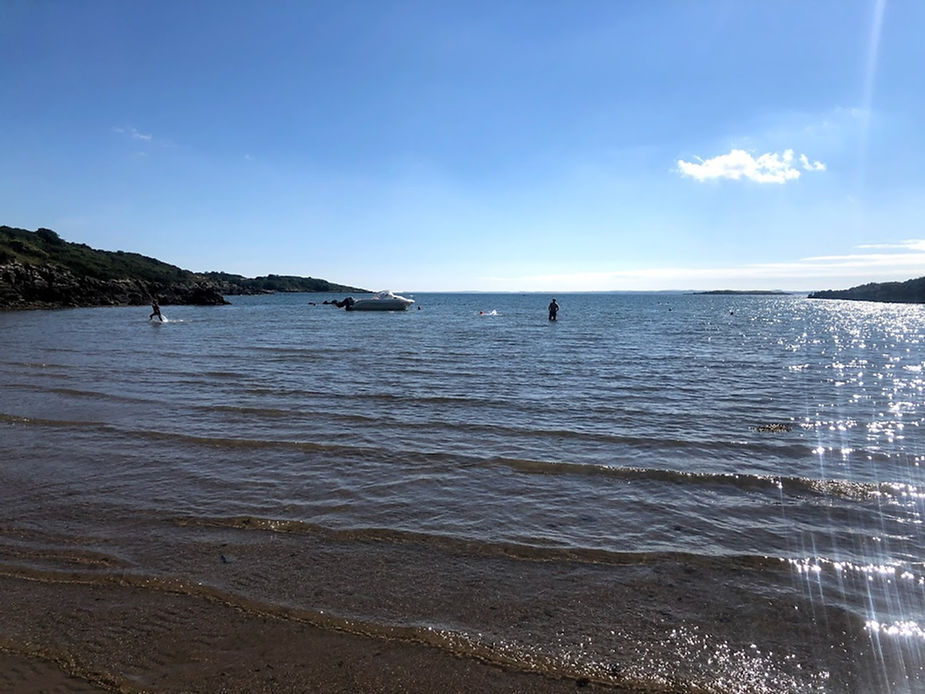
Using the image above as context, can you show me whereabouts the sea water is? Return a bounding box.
[1,292,923,692]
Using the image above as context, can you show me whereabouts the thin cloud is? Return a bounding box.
[113,126,153,141]
[799,153,826,171]
[479,240,925,291]
[677,149,826,184]
[857,240,925,251]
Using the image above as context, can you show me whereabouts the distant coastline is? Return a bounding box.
[691,290,791,296]
[0,225,366,310]
[808,277,925,304]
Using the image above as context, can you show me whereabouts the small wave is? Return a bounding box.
[1,411,909,504]
[0,542,130,571]
[251,345,366,358]
[493,456,901,500]
[184,395,831,461]
[6,384,156,405]
[0,360,75,371]
[201,370,243,380]
[171,514,787,570]
[110,425,884,502]
[0,412,102,429]
[134,428,344,454]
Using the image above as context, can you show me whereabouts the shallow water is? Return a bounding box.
[1,292,924,691]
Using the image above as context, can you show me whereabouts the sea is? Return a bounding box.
[1,291,923,692]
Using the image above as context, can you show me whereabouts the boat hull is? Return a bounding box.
[347,299,413,311]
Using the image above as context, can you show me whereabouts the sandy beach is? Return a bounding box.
[0,573,619,693]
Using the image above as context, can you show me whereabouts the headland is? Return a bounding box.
[0,226,365,310]
[808,277,925,304]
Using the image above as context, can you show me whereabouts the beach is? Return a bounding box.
[1,292,923,692]
[0,521,869,693]
[0,573,619,693]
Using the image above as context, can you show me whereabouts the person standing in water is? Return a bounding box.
[149,298,163,322]
[548,298,559,321]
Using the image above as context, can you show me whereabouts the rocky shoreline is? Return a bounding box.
[0,261,228,310]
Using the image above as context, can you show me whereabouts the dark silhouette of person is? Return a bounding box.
[548,298,559,321]
[149,299,163,322]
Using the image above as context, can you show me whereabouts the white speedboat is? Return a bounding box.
[346,290,415,311]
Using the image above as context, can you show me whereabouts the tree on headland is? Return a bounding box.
[35,228,64,245]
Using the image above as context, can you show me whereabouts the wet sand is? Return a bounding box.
[0,574,619,693]
[0,650,106,693]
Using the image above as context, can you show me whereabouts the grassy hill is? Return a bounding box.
[0,226,193,284]
[0,226,365,309]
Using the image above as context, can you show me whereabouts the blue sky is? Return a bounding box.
[2,0,923,291]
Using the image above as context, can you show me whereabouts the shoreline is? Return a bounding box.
[0,574,620,693]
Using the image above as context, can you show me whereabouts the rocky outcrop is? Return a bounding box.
[0,262,228,310]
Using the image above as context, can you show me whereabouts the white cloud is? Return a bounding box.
[677,148,826,184]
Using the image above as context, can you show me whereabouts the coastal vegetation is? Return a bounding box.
[808,277,925,304]
[0,226,364,310]
[201,271,360,294]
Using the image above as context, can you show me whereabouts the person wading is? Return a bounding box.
[548,298,559,321]
[149,298,163,322]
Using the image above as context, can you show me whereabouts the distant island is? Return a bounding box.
[0,225,366,310]
[808,277,925,304]
[692,290,790,295]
